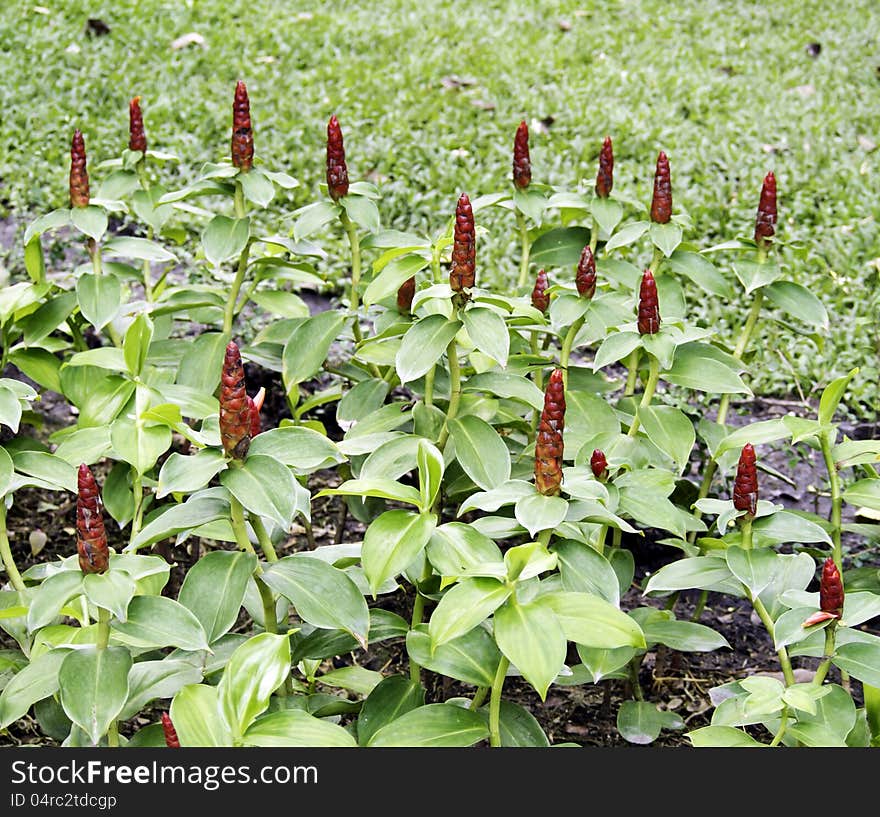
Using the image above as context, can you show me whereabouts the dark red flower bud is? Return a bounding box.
[732,443,758,517]
[161,712,180,748]
[450,193,476,295]
[754,171,777,250]
[231,80,254,172]
[590,449,608,480]
[397,275,416,313]
[69,130,90,209]
[76,464,108,574]
[819,557,844,617]
[637,270,660,335]
[247,387,265,439]
[576,245,596,299]
[595,136,613,198]
[650,151,672,224]
[535,369,566,496]
[531,268,550,313]
[220,342,252,459]
[326,114,349,201]
[513,120,531,189]
[129,96,147,153]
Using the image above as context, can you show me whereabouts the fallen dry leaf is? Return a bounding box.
[171,32,206,50]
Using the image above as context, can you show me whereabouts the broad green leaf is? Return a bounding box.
[111,416,172,476]
[463,307,509,367]
[514,493,569,538]
[591,197,623,235]
[70,205,108,241]
[396,314,462,384]
[218,632,291,738]
[530,226,591,267]
[364,254,428,307]
[82,571,137,622]
[844,479,880,513]
[752,511,831,546]
[716,418,792,456]
[617,700,684,744]
[687,725,765,747]
[643,556,734,594]
[449,415,511,490]
[417,438,444,511]
[170,684,231,747]
[103,236,177,262]
[292,201,340,241]
[59,646,131,745]
[576,645,638,683]
[221,455,299,529]
[764,281,828,330]
[318,666,384,696]
[406,625,501,687]
[112,595,209,652]
[119,659,203,721]
[664,341,750,394]
[819,368,859,426]
[0,649,69,728]
[726,545,780,596]
[733,259,782,294]
[262,556,370,648]
[603,220,649,253]
[493,599,566,700]
[282,311,346,389]
[342,194,380,233]
[76,272,121,330]
[540,592,646,649]
[650,222,682,257]
[426,523,504,579]
[123,313,154,377]
[178,551,257,643]
[428,577,511,647]
[641,618,729,652]
[157,448,228,498]
[128,496,230,551]
[638,405,695,472]
[177,332,228,394]
[465,372,544,410]
[244,709,356,747]
[357,675,426,746]
[27,571,84,631]
[666,250,733,298]
[490,700,551,747]
[316,477,422,508]
[338,379,390,423]
[552,539,620,605]
[202,215,250,266]
[238,169,276,208]
[833,643,880,688]
[367,703,489,747]
[9,348,62,394]
[248,426,344,473]
[362,510,437,597]
[592,331,641,371]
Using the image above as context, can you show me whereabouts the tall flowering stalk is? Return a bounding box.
[450,192,476,305]
[595,136,613,199]
[69,130,90,208]
[129,96,147,154]
[76,464,109,575]
[732,443,758,519]
[531,268,549,313]
[231,80,254,172]
[650,151,672,224]
[754,171,777,251]
[627,271,662,438]
[220,342,254,460]
[326,115,350,201]
[534,369,565,497]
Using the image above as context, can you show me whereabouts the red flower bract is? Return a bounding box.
[595,136,613,198]
[531,268,549,313]
[637,269,660,335]
[231,80,254,171]
[69,129,90,209]
[732,443,758,517]
[326,114,350,201]
[397,275,416,313]
[576,245,596,299]
[819,557,844,617]
[590,449,608,480]
[650,150,672,224]
[513,120,531,189]
[76,464,108,574]
[247,387,265,440]
[129,96,147,153]
[450,193,476,295]
[220,342,253,459]
[161,712,180,748]
[754,171,777,250]
[535,369,566,496]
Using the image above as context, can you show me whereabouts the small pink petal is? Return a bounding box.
[801,611,839,628]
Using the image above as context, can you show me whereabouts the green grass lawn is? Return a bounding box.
[1,0,878,413]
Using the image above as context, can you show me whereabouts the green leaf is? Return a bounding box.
[833,643,880,687]
[248,426,344,474]
[726,545,780,596]
[27,571,84,631]
[357,675,426,746]
[119,659,203,722]
[463,307,509,367]
[12,451,76,493]
[552,539,620,605]
[170,684,231,747]
[70,205,108,241]
[364,254,428,307]
[591,197,623,235]
[733,259,782,294]
[202,215,250,266]
[643,556,734,594]
[0,648,69,728]
[110,416,172,476]
[490,700,551,747]
[244,709,356,747]
[316,477,422,508]
[715,417,792,456]
[465,372,544,410]
[238,169,276,208]
[406,625,501,687]
[530,227,591,267]
[251,290,310,319]
[59,646,131,745]
[123,313,154,377]
[262,556,370,648]
[514,493,568,538]
[218,632,291,739]
[178,551,257,643]
[417,438,444,511]
[293,201,340,241]
[764,281,829,330]
[156,448,228,498]
[426,523,504,579]
[617,700,684,744]
[342,194,380,233]
[540,592,646,649]
[844,479,880,513]
[128,496,230,551]
[666,250,733,298]
[603,220,649,253]
[494,599,566,700]
[428,577,511,647]
[177,332,228,394]
[9,348,62,393]
[221,455,299,528]
[638,405,695,472]
[362,510,436,597]
[650,222,682,257]
[819,368,859,426]
[282,310,346,389]
[664,341,750,395]
[76,272,121,330]
[641,618,729,651]
[396,314,462,384]
[753,510,832,546]
[111,595,209,652]
[318,665,384,696]
[449,415,511,491]
[367,703,489,747]
[687,725,766,747]
[82,572,137,622]
[103,236,177,263]
[592,331,641,371]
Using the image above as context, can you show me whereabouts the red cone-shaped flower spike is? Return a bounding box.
[513,120,531,189]
[69,130,90,208]
[637,270,660,335]
[819,557,844,617]
[576,245,596,299]
[161,712,180,748]
[326,114,349,201]
[248,387,265,439]
[231,80,254,171]
[220,342,253,459]
[595,136,613,198]
[591,449,608,480]
[397,275,416,313]
[535,369,566,496]
[650,151,672,224]
[450,193,476,294]
[754,171,777,250]
[129,96,147,153]
[732,443,758,517]
[531,268,549,313]
[76,464,108,574]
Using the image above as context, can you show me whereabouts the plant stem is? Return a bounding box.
[819,433,843,569]
[589,215,599,254]
[223,243,251,336]
[0,504,25,592]
[436,313,462,450]
[408,561,433,684]
[340,209,364,343]
[129,474,145,545]
[628,657,645,700]
[488,656,510,747]
[250,516,279,563]
[560,315,585,390]
[424,365,435,408]
[623,349,640,397]
[741,516,753,550]
[594,525,608,556]
[751,594,795,686]
[769,706,789,747]
[95,606,119,745]
[626,354,660,437]
[515,211,530,289]
[431,241,443,284]
[469,686,489,711]
[812,624,837,687]
[229,496,279,637]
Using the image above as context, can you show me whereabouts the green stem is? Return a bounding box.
[469,686,489,711]
[589,215,599,254]
[628,657,645,701]
[611,527,622,549]
[752,594,795,686]
[741,516,753,550]
[623,349,640,397]
[128,475,144,546]
[223,242,251,336]
[229,496,279,638]
[0,504,25,592]
[340,209,364,343]
[812,624,837,687]
[408,561,433,684]
[251,516,279,563]
[436,315,462,450]
[560,315,586,390]
[431,241,443,284]
[594,524,608,556]
[819,433,843,569]
[488,655,510,747]
[626,354,660,437]
[515,211,530,290]
[769,706,789,747]
[424,366,435,408]
[96,605,111,650]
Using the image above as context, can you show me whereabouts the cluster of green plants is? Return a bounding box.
[0,83,878,748]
